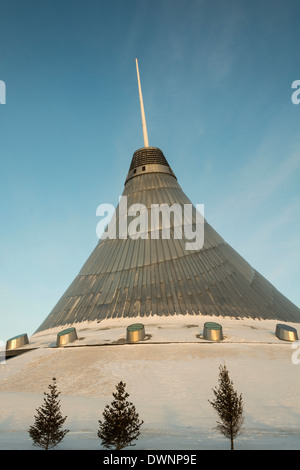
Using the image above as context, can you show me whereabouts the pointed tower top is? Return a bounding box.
[135,58,149,147]
[127,60,177,184]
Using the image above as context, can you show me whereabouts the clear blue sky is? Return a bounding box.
[1,0,299,341]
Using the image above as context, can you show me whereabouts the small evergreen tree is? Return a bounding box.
[98,381,144,450]
[28,377,69,450]
[209,364,244,450]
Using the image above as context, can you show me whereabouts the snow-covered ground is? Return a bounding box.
[0,315,299,450]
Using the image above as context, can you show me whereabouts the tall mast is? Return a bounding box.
[135,58,149,147]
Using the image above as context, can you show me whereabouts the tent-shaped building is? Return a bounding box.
[34,60,300,336]
[34,144,300,335]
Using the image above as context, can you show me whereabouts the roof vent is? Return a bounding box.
[56,327,78,347]
[275,323,298,342]
[6,333,29,350]
[203,322,223,341]
[126,323,145,343]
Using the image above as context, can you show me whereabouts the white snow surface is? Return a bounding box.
[0,315,299,450]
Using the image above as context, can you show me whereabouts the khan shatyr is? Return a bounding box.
[34,59,300,336]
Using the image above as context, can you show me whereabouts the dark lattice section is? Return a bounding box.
[129,147,170,171]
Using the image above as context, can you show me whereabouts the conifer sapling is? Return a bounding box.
[209,364,244,450]
[98,381,143,450]
[28,377,69,450]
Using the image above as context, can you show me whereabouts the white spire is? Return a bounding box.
[135,58,149,147]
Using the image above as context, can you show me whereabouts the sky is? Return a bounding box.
[0,0,299,341]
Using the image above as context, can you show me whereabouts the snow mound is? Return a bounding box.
[0,317,299,450]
